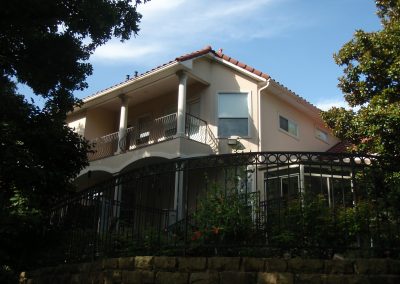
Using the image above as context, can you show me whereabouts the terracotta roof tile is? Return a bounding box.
[327,141,353,153]
[83,45,321,107]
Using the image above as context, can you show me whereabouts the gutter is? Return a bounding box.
[257,80,270,152]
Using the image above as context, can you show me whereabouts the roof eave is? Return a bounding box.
[206,53,267,83]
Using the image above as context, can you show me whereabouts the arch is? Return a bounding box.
[73,170,113,191]
[120,156,171,173]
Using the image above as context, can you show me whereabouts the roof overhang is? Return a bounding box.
[73,61,210,112]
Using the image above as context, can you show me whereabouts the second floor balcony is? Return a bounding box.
[88,113,218,161]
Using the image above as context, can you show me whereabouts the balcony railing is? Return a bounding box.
[88,113,218,161]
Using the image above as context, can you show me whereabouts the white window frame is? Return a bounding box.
[278,114,299,138]
[315,127,329,143]
[217,91,251,138]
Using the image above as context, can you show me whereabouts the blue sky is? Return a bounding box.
[23,0,381,110]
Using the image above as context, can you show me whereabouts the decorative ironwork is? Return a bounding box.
[88,113,219,161]
[87,131,119,161]
[49,152,398,263]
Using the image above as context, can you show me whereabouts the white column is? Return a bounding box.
[117,95,129,153]
[176,71,187,137]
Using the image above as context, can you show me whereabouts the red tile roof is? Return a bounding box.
[327,141,352,153]
[83,45,316,113]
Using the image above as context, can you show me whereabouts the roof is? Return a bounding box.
[82,45,319,113]
[327,141,352,153]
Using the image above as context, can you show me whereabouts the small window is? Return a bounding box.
[218,93,249,137]
[279,115,298,137]
[316,128,328,142]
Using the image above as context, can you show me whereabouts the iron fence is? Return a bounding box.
[49,152,400,263]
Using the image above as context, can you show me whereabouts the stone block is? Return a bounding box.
[264,259,287,272]
[88,271,105,284]
[242,257,265,272]
[208,257,240,271]
[368,275,400,284]
[257,272,294,284]
[119,257,135,270]
[220,271,256,284]
[104,270,122,284]
[103,258,120,269]
[155,272,188,284]
[141,271,155,284]
[90,261,104,272]
[287,258,324,273]
[122,271,142,284]
[354,259,388,274]
[135,256,154,270]
[321,275,370,284]
[295,274,322,284]
[387,259,400,274]
[189,272,219,284]
[324,260,354,274]
[154,256,177,271]
[178,257,207,271]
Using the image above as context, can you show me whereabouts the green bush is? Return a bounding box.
[192,183,259,247]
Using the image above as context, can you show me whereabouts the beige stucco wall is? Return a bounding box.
[259,91,339,152]
[125,85,203,126]
[71,55,341,176]
[78,137,213,176]
[192,57,260,154]
[85,107,118,140]
[67,112,86,136]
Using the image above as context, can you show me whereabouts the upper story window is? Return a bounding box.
[315,128,328,142]
[218,92,249,137]
[279,115,298,137]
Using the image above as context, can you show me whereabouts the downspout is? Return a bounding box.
[257,79,270,152]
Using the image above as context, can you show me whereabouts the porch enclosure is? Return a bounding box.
[49,152,400,263]
[88,113,217,161]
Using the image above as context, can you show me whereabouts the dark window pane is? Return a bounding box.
[218,118,248,137]
[279,116,289,131]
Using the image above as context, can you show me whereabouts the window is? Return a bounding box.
[279,115,298,137]
[315,128,328,142]
[218,92,249,137]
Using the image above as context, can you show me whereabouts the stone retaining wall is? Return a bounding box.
[20,256,400,284]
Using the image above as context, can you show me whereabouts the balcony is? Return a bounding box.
[88,113,218,161]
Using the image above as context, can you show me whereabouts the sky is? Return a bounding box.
[22,0,382,110]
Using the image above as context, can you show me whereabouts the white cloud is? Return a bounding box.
[93,42,161,61]
[316,98,360,111]
[91,0,307,65]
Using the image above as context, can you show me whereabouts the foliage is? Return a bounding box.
[322,0,400,171]
[0,0,147,280]
[192,182,259,250]
[268,195,337,251]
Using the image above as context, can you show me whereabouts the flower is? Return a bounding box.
[191,230,202,241]
[211,226,222,235]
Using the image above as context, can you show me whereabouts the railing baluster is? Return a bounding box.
[88,113,218,162]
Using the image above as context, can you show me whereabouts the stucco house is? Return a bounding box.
[55,46,375,258]
[68,45,341,190]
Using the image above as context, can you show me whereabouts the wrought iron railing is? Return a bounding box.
[87,131,119,161]
[185,113,218,153]
[48,152,400,263]
[88,113,218,161]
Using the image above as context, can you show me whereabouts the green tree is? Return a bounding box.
[0,0,147,280]
[322,0,400,170]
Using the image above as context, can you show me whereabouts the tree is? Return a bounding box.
[0,0,146,280]
[322,0,400,171]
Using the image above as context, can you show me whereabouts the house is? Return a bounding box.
[56,47,380,259]
[67,45,340,190]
